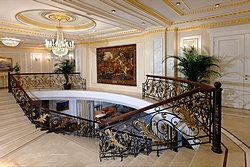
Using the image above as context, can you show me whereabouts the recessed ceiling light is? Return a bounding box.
[111,10,116,13]
[176,2,181,6]
[215,4,220,7]
[141,22,145,25]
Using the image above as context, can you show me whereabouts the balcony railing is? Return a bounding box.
[8,72,86,90]
[98,75,222,160]
[8,73,96,138]
[8,73,222,162]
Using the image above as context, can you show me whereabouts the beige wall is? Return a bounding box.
[80,29,167,93]
[0,47,54,74]
[0,25,240,94]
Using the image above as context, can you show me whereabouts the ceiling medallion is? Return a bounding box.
[41,12,76,22]
[16,10,96,31]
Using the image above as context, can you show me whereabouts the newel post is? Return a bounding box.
[8,72,11,93]
[211,81,223,153]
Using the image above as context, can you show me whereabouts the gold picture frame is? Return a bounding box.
[0,57,12,72]
[96,44,137,86]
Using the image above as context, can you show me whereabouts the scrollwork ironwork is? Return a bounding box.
[12,73,86,90]
[9,74,97,138]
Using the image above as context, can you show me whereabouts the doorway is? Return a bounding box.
[213,34,250,109]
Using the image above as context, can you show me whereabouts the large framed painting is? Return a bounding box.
[56,100,69,112]
[96,44,136,86]
[0,57,12,72]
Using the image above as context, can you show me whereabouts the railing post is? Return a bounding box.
[8,72,11,93]
[211,81,223,153]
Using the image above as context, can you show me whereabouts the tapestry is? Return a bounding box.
[96,44,136,86]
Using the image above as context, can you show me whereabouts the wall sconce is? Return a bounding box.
[33,55,41,61]
[68,53,74,59]
[46,55,51,61]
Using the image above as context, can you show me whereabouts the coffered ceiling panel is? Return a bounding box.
[0,0,250,47]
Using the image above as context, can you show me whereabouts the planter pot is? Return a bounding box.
[63,83,71,90]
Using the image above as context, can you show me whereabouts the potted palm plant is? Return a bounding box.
[10,62,21,73]
[164,46,220,84]
[54,59,75,90]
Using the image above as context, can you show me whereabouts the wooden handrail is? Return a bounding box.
[11,72,81,75]
[145,74,213,90]
[100,87,209,127]
[9,74,97,124]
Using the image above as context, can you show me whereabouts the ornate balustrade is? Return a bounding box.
[8,73,97,137]
[99,75,222,160]
[8,73,222,162]
[142,74,212,101]
[8,72,86,90]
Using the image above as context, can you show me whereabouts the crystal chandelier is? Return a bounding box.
[45,19,75,57]
[1,38,21,47]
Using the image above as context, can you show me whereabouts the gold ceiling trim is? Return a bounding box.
[87,33,144,44]
[83,27,122,36]
[162,0,183,16]
[86,28,166,44]
[46,0,134,30]
[0,22,43,31]
[0,45,46,50]
[62,0,144,30]
[178,17,250,31]
[124,0,172,26]
[173,9,250,25]
[0,26,54,38]
[163,0,250,16]
[185,0,250,15]
[166,27,178,32]
[106,0,160,26]
[16,11,95,31]
[86,29,141,40]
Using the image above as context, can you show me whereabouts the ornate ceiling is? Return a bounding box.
[1,0,250,47]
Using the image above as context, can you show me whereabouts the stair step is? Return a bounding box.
[136,152,160,167]
[0,124,36,145]
[0,100,18,107]
[0,104,20,110]
[0,109,24,120]
[61,134,99,154]
[0,107,24,115]
[0,127,40,147]
[189,143,225,167]
[126,154,150,167]
[0,121,33,136]
[86,155,134,167]
[152,149,177,167]
[109,155,136,167]
[220,134,245,167]
[0,115,28,126]
[0,129,46,158]
[0,96,16,102]
[0,92,11,97]
[168,147,196,167]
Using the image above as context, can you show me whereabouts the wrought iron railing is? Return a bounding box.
[98,75,222,160]
[8,73,222,162]
[8,72,86,90]
[8,73,97,137]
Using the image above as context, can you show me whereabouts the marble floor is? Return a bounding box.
[0,88,249,166]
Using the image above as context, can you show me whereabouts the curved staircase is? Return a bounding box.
[0,91,248,167]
